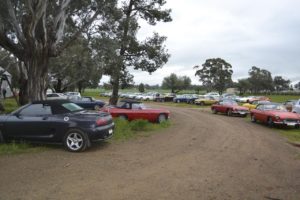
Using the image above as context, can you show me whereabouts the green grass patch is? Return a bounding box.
[2,98,19,114]
[0,141,48,155]
[113,118,170,141]
[279,129,300,143]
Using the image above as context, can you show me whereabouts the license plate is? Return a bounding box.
[286,122,296,126]
[108,129,113,134]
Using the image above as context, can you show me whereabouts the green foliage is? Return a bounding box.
[138,83,145,93]
[248,66,274,93]
[273,76,290,92]
[194,58,233,94]
[236,78,251,95]
[113,118,170,141]
[162,73,192,93]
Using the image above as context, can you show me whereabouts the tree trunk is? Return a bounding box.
[18,62,29,105]
[54,78,62,93]
[109,72,120,105]
[25,55,49,102]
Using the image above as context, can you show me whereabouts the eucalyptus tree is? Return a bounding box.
[0,0,116,103]
[194,58,233,94]
[248,66,274,93]
[162,73,191,93]
[94,0,172,105]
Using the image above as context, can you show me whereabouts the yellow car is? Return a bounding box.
[242,100,270,110]
[195,96,218,106]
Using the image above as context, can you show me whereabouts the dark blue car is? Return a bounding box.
[71,96,105,110]
[0,100,114,152]
[173,94,199,103]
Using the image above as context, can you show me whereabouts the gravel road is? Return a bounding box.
[0,106,299,200]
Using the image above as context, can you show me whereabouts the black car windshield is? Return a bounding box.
[62,103,84,112]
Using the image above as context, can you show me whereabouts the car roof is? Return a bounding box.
[32,99,71,106]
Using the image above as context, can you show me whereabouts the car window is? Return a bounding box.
[82,97,91,102]
[62,103,83,112]
[19,104,52,116]
[132,103,141,110]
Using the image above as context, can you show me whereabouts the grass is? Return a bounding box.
[0,141,48,155]
[113,118,171,141]
[279,129,300,143]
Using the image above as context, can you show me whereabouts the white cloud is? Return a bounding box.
[109,0,300,85]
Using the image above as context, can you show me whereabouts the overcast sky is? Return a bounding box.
[103,0,300,85]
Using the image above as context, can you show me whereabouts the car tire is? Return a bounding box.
[118,114,127,120]
[200,101,204,106]
[242,114,247,118]
[251,114,256,122]
[212,108,217,114]
[227,109,232,116]
[64,129,90,152]
[177,100,180,103]
[267,117,274,128]
[157,114,167,123]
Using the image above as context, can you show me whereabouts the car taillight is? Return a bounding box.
[96,118,107,126]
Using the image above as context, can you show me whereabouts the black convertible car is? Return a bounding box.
[0,100,114,152]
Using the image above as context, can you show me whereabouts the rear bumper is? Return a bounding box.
[232,110,249,115]
[86,122,115,141]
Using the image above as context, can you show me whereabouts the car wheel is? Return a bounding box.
[118,114,127,120]
[177,100,180,103]
[200,101,204,106]
[227,109,232,116]
[94,105,100,111]
[267,117,274,128]
[242,114,247,118]
[212,108,217,114]
[251,114,256,122]
[64,129,89,152]
[157,114,167,123]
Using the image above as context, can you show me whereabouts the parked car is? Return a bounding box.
[0,100,114,152]
[282,100,297,112]
[195,96,218,106]
[204,92,220,98]
[250,103,300,128]
[46,93,68,100]
[292,99,300,114]
[71,96,105,110]
[248,96,270,103]
[64,92,81,99]
[154,93,175,102]
[211,100,249,117]
[101,99,170,123]
[242,100,271,110]
[236,96,256,103]
[173,94,197,103]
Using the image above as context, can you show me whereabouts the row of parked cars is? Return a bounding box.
[0,92,170,152]
[210,98,300,129]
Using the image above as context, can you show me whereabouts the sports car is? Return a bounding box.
[71,96,105,110]
[250,103,300,128]
[195,96,218,106]
[0,100,114,152]
[101,99,170,123]
[211,100,249,117]
[242,100,271,110]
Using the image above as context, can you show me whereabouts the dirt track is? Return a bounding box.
[0,106,300,200]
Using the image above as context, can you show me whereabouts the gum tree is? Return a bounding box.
[0,0,115,103]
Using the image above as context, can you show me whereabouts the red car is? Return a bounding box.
[101,99,170,123]
[250,103,300,128]
[211,100,249,117]
[248,96,270,104]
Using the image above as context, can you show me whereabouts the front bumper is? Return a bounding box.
[273,120,300,127]
[232,110,249,115]
[86,122,115,141]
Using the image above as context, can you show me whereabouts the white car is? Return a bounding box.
[46,93,68,100]
[292,99,300,114]
[204,92,220,98]
[141,93,155,101]
[64,92,81,99]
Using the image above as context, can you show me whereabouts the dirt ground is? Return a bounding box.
[0,106,299,200]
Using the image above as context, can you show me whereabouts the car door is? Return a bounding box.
[130,103,149,120]
[4,103,55,141]
[253,105,264,121]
